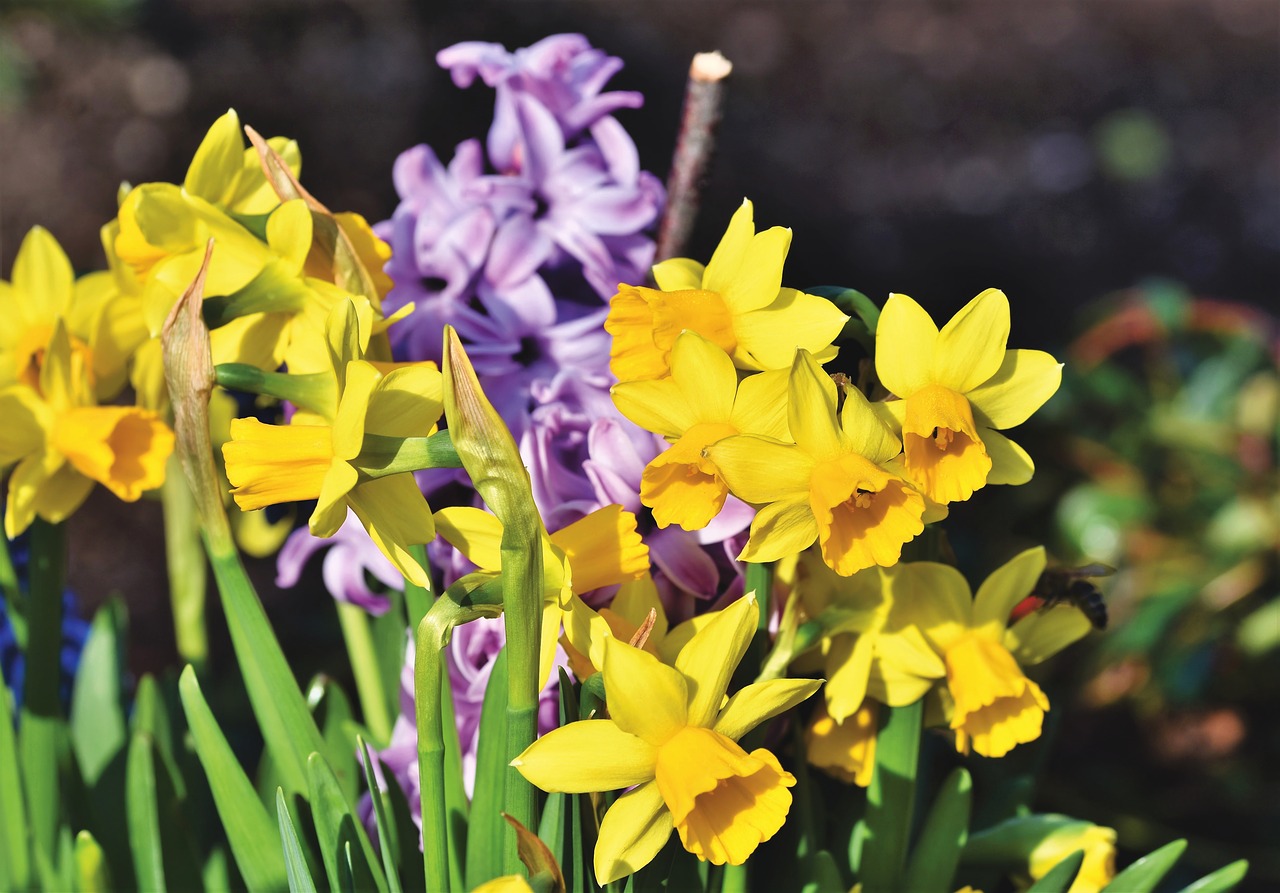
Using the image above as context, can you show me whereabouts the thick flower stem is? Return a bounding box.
[501,539,542,875]
[161,456,209,675]
[20,518,65,865]
[337,601,393,745]
[414,613,452,893]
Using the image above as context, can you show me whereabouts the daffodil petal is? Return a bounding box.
[13,226,73,320]
[676,593,758,728]
[891,561,973,652]
[873,625,948,681]
[30,461,95,526]
[825,634,875,722]
[733,289,848,369]
[0,387,48,465]
[731,368,791,440]
[513,720,657,793]
[311,459,358,537]
[670,330,738,421]
[594,781,672,885]
[982,429,1035,485]
[702,200,754,297]
[876,293,938,397]
[652,257,705,291]
[1007,604,1094,666]
[715,678,823,741]
[346,474,434,587]
[612,378,695,437]
[709,436,812,504]
[722,227,791,313]
[738,498,818,564]
[332,360,380,460]
[365,364,445,437]
[973,546,1047,634]
[933,288,1010,393]
[787,350,842,460]
[182,109,243,203]
[967,349,1063,430]
[433,506,504,570]
[840,387,902,465]
[604,638,689,745]
[266,199,313,272]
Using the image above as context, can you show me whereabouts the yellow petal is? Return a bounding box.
[513,720,657,793]
[675,593,757,728]
[840,386,902,465]
[612,378,695,437]
[901,385,991,504]
[332,360,380,460]
[0,387,49,465]
[966,349,1063,430]
[604,638,689,745]
[709,436,813,504]
[875,293,938,397]
[733,288,848,369]
[605,286,665,382]
[932,288,1010,393]
[730,368,791,440]
[738,497,819,564]
[433,506,505,570]
[720,226,791,314]
[982,428,1035,485]
[365,364,444,438]
[52,406,173,501]
[346,473,434,587]
[652,257,705,291]
[594,781,672,885]
[702,199,755,298]
[183,109,244,204]
[714,678,822,741]
[266,199,314,273]
[26,460,95,527]
[1006,605,1093,666]
[824,634,874,722]
[972,546,1046,636]
[670,330,738,422]
[891,561,974,652]
[311,458,358,537]
[945,634,1048,758]
[806,700,877,787]
[812,464,924,575]
[641,430,734,531]
[787,350,842,461]
[12,227,73,325]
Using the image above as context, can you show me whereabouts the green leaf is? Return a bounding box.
[277,788,319,893]
[358,739,403,893]
[902,767,972,893]
[466,646,511,890]
[70,600,129,785]
[0,662,29,891]
[1103,838,1187,892]
[307,751,388,893]
[74,830,112,892]
[306,676,358,807]
[1027,850,1084,892]
[382,761,426,893]
[807,286,881,351]
[126,733,167,892]
[178,666,288,892]
[860,698,923,893]
[799,851,844,893]
[1175,860,1249,893]
[206,547,333,799]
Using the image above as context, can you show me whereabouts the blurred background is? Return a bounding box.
[1,0,1276,889]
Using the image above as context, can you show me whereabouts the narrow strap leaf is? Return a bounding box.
[359,739,404,893]
[126,734,167,892]
[1103,839,1187,892]
[1027,849,1084,892]
[0,660,29,891]
[277,788,319,893]
[307,751,389,893]
[902,767,972,893]
[860,698,923,893]
[1175,859,1249,893]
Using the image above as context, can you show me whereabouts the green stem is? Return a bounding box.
[501,539,542,876]
[337,602,393,745]
[161,456,208,675]
[403,544,432,632]
[20,518,66,864]
[214,364,334,419]
[355,431,462,479]
[414,614,452,893]
[860,698,924,893]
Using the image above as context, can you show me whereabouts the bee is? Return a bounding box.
[1010,563,1114,630]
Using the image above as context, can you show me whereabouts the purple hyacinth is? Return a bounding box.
[276,510,402,616]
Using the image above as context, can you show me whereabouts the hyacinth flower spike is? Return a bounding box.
[513,593,821,883]
[875,288,1062,504]
[880,547,1094,757]
[606,199,848,382]
[0,322,173,538]
[611,329,789,530]
[710,349,927,576]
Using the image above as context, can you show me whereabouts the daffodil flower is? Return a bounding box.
[432,503,649,686]
[0,323,173,538]
[605,199,847,382]
[512,594,821,883]
[881,548,1094,757]
[805,699,878,786]
[222,350,443,587]
[0,227,125,398]
[611,329,789,530]
[875,289,1062,504]
[710,349,927,576]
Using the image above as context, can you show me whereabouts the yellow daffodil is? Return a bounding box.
[433,503,649,686]
[967,815,1116,893]
[0,227,126,398]
[805,699,878,786]
[513,594,821,883]
[882,548,1094,757]
[605,199,847,382]
[0,323,172,538]
[710,349,927,576]
[611,329,789,530]
[182,108,299,217]
[875,289,1062,504]
[222,355,443,587]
